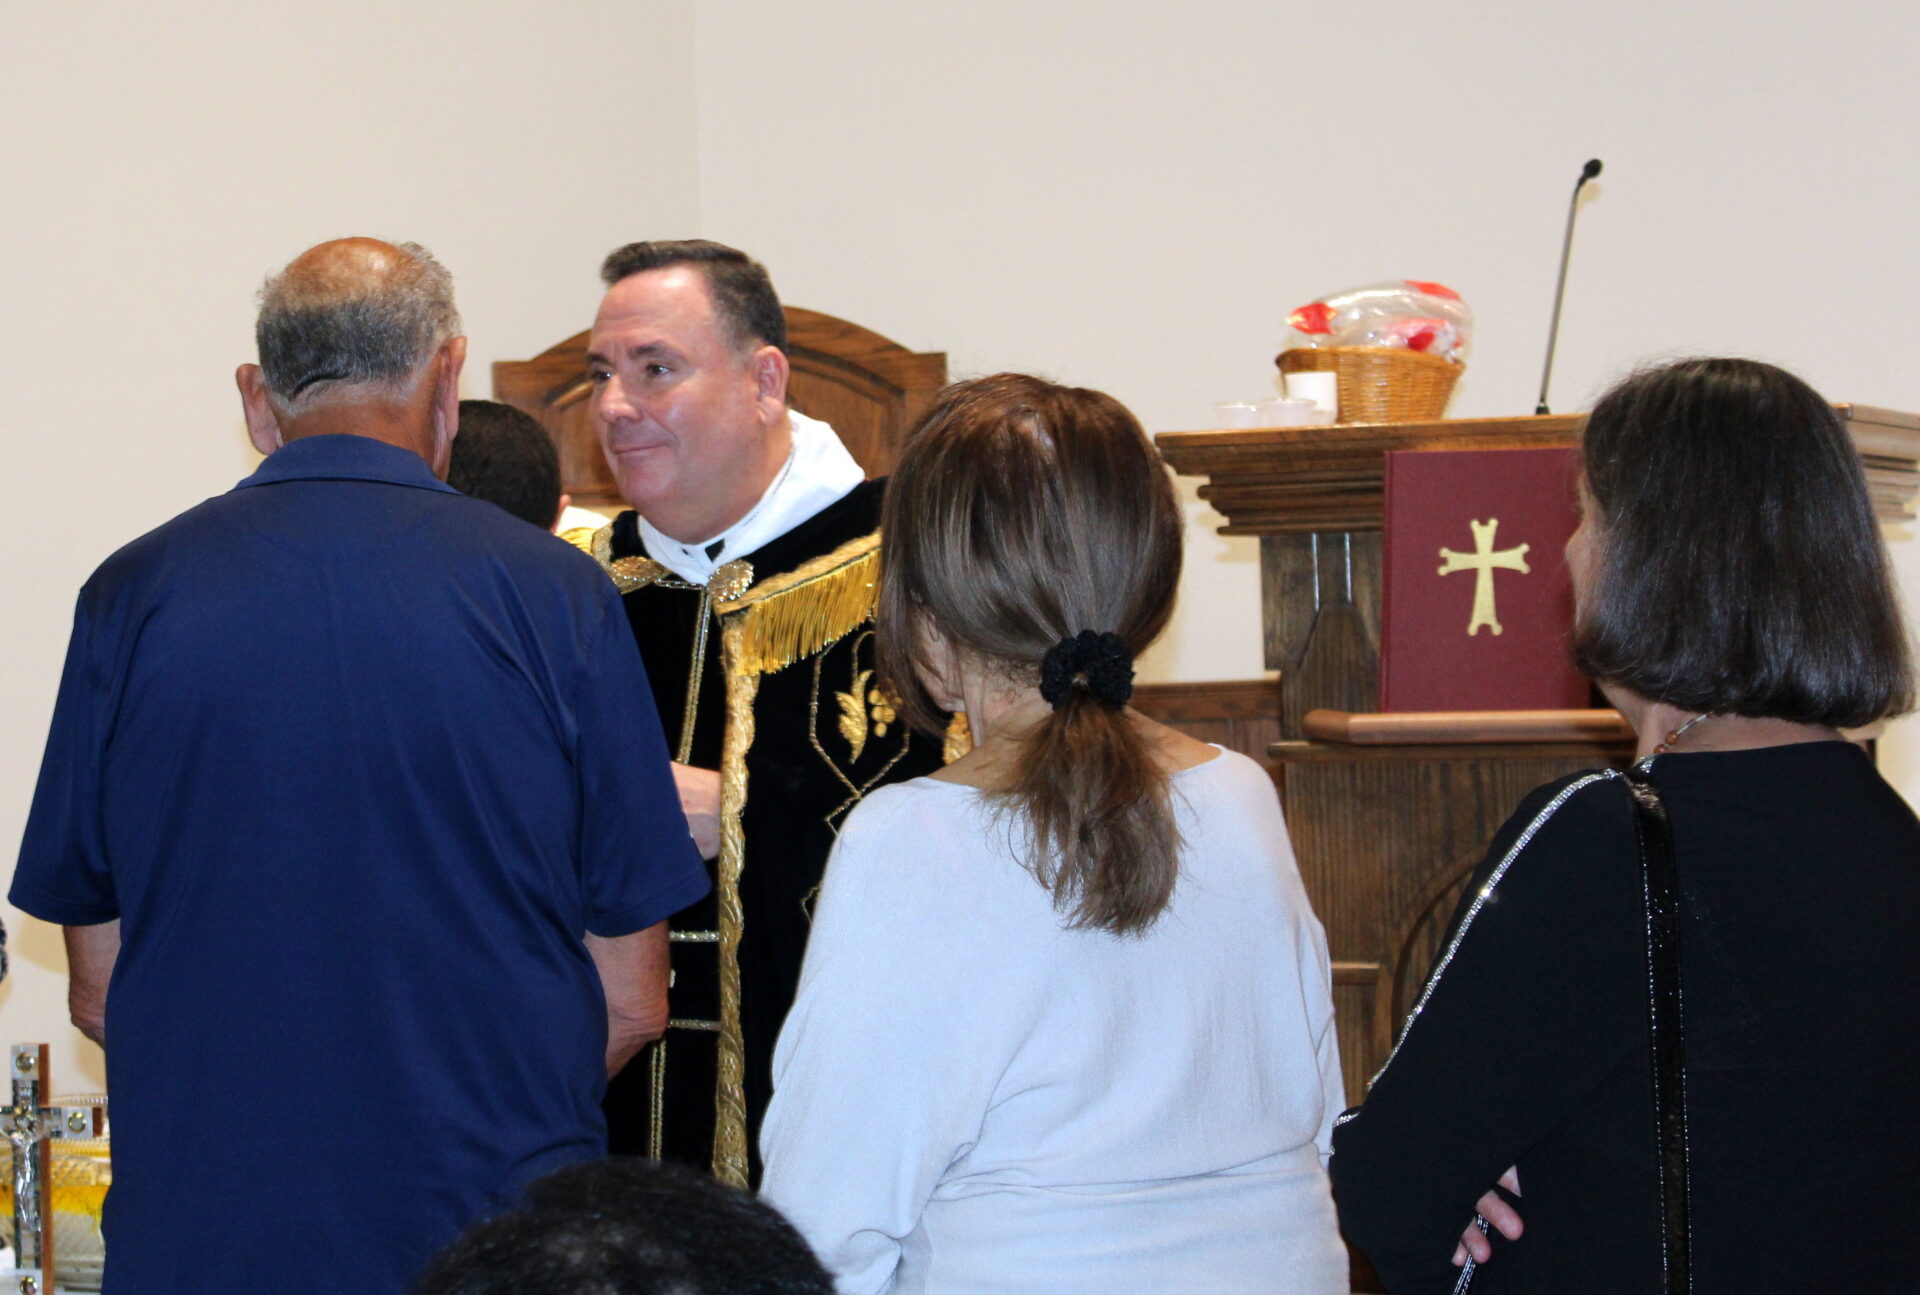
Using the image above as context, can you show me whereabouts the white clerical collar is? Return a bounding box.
[636,410,865,585]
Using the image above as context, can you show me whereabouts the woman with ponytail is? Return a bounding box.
[760,374,1347,1294]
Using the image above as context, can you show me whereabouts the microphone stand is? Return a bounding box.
[1535,159,1603,415]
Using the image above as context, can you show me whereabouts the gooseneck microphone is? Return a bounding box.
[1535,158,1604,416]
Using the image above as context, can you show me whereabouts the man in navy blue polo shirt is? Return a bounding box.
[9,238,709,1292]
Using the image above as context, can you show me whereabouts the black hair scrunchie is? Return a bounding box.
[1039,630,1135,710]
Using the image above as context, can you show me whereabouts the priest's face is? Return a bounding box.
[587,266,789,543]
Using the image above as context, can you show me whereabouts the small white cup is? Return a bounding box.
[1214,401,1261,429]
[1255,397,1318,427]
[1283,370,1339,418]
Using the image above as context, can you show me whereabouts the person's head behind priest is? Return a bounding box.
[413,1156,833,1295]
[236,237,468,479]
[586,239,793,545]
[449,399,568,531]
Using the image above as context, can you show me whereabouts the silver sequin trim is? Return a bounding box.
[1451,1218,1489,1293]
[1364,769,1622,1092]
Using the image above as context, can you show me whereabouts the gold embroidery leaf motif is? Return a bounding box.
[587,523,671,594]
[944,711,974,763]
[837,668,873,762]
[709,559,755,603]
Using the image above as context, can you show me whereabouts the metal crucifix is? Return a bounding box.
[7,1044,107,1295]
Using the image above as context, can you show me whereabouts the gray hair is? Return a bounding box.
[255,241,461,412]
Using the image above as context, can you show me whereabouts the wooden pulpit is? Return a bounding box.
[1156,406,1920,1110]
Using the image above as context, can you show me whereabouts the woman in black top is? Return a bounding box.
[1328,358,1920,1293]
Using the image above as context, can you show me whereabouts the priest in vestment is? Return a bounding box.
[577,240,950,1184]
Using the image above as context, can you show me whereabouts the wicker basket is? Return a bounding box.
[1277,345,1463,424]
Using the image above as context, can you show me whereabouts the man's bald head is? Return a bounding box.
[239,238,468,478]
[255,238,461,414]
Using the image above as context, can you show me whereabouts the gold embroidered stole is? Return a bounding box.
[704,531,880,1183]
[584,522,964,1186]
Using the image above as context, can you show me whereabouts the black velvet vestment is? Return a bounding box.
[593,480,947,1182]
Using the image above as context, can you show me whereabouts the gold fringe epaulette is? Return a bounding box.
[560,524,601,555]
[715,531,881,678]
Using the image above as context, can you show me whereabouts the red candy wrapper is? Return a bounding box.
[1288,301,1336,334]
[1284,280,1473,361]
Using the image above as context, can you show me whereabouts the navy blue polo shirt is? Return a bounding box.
[10,434,709,1292]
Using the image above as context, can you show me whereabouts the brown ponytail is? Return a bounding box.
[877,374,1185,934]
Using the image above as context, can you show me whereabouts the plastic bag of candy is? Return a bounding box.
[1285,280,1473,362]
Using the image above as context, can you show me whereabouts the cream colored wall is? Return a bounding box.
[0,1,701,1091]
[690,0,1920,780]
[6,0,1919,1091]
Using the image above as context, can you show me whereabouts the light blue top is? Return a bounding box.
[760,748,1346,1295]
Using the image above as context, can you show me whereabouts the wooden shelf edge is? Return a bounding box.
[1302,708,1637,746]
[1271,739,1635,764]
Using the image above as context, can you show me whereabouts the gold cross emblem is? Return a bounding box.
[1436,518,1530,636]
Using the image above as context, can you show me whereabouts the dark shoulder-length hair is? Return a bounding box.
[877,373,1185,934]
[1571,357,1913,727]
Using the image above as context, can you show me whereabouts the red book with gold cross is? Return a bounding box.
[1379,446,1589,711]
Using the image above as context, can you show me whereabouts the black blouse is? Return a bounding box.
[1329,742,1920,1293]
